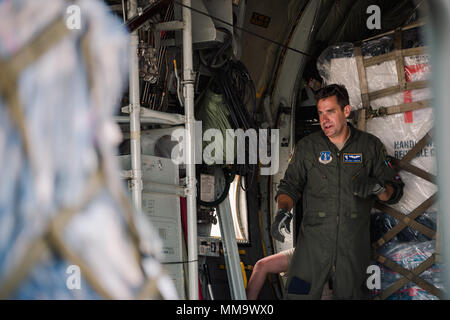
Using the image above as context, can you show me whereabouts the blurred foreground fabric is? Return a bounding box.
[0,0,177,299]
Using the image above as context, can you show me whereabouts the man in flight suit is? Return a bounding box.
[271,84,403,299]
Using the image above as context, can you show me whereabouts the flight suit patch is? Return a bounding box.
[319,151,332,164]
[343,153,363,163]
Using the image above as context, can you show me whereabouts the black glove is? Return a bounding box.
[353,175,385,198]
[270,208,293,243]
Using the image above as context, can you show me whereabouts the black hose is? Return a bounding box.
[198,42,259,193]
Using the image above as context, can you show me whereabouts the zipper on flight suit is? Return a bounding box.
[321,139,341,283]
[333,150,341,283]
[327,127,353,287]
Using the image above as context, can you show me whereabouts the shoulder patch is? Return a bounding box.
[319,151,332,164]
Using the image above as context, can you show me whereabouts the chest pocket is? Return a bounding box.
[305,159,329,195]
[341,153,373,182]
[342,161,365,182]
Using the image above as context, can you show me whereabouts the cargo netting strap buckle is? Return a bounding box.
[366,106,388,119]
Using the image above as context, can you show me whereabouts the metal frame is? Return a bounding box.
[182,0,199,300]
[214,169,247,299]
[128,0,143,213]
[126,0,198,299]
[124,0,252,300]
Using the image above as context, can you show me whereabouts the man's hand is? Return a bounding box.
[353,175,385,198]
[270,208,293,243]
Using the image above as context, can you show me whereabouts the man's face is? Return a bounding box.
[317,95,350,139]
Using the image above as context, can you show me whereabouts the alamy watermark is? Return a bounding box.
[366,265,381,290]
[66,5,81,30]
[170,121,280,175]
[366,5,381,30]
[66,264,81,290]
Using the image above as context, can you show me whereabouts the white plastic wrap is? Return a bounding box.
[366,107,436,214]
[365,54,435,214]
[0,0,177,299]
[317,34,431,111]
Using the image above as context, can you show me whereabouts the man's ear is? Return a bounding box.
[344,105,351,118]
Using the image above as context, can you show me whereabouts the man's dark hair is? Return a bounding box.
[315,84,350,110]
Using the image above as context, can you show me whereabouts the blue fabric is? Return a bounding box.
[287,276,311,295]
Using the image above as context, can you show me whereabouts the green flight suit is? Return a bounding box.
[276,125,402,299]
